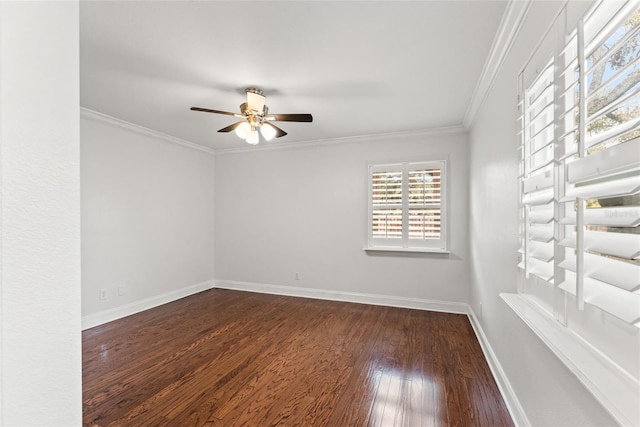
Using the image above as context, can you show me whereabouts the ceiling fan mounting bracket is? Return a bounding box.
[245,87,264,97]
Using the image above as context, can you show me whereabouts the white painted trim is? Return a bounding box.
[463,0,533,128]
[81,280,215,330]
[501,293,640,427]
[82,106,465,155]
[214,279,469,314]
[0,4,5,417]
[518,0,569,79]
[468,308,531,427]
[80,107,216,155]
[364,247,451,254]
[215,125,467,155]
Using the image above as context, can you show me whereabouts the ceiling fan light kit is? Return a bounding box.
[191,87,313,145]
[260,122,277,141]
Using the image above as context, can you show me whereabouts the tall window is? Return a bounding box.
[516,1,639,424]
[556,0,640,327]
[368,160,447,252]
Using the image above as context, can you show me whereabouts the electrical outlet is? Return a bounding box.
[295,272,300,280]
[118,285,126,296]
[99,288,107,301]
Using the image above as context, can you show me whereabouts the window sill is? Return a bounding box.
[364,247,450,254]
[500,293,639,426]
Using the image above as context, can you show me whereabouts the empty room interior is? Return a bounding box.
[1,0,639,426]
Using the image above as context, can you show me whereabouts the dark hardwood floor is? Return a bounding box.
[83,289,513,426]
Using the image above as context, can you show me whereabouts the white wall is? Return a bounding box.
[468,0,617,425]
[81,113,215,326]
[0,2,82,425]
[215,130,470,304]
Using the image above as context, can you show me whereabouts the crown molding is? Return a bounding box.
[81,107,463,155]
[80,107,216,155]
[463,0,533,129]
[215,125,467,155]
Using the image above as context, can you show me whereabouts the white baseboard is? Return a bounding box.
[81,280,215,330]
[467,308,530,427]
[214,279,469,314]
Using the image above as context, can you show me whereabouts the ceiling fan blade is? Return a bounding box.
[265,122,287,138]
[217,121,245,133]
[191,107,238,116]
[268,113,313,122]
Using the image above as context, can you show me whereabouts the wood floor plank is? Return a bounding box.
[84,295,289,424]
[324,304,390,427]
[83,289,513,426]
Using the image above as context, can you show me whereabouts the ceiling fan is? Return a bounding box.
[191,87,313,145]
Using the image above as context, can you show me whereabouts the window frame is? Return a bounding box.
[366,160,449,254]
[511,1,640,425]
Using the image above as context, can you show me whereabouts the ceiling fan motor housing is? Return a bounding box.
[240,102,269,126]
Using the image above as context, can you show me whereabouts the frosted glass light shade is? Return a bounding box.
[235,122,251,139]
[246,129,259,145]
[260,123,276,141]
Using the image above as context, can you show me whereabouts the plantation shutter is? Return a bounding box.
[556,2,640,326]
[368,161,447,251]
[520,61,556,283]
[514,3,640,424]
[371,169,403,240]
[408,167,442,240]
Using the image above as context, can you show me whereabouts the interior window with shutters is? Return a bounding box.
[558,1,640,330]
[513,2,640,424]
[368,161,447,252]
[519,58,556,313]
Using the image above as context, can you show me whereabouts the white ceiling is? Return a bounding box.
[80,1,507,151]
